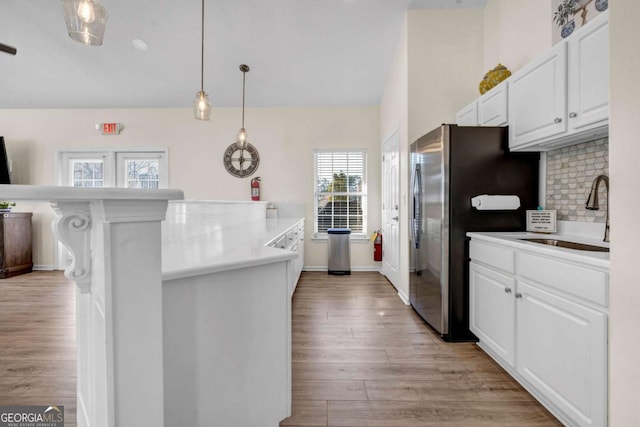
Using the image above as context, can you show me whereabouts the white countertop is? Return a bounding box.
[162,216,303,281]
[467,231,610,270]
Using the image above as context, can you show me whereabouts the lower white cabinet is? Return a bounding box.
[469,238,608,427]
[267,220,305,297]
[469,262,515,366]
[516,281,607,427]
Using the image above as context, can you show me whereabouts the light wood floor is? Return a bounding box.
[280,272,562,427]
[0,271,76,426]
[0,271,561,427]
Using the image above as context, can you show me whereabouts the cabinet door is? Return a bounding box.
[455,101,478,126]
[509,42,567,149]
[469,262,516,366]
[567,11,609,133]
[478,81,508,126]
[516,281,607,427]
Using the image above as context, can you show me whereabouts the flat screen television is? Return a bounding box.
[0,137,11,184]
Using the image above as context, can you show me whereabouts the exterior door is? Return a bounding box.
[381,131,400,288]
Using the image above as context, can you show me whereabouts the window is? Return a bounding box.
[55,148,169,270]
[57,148,168,189]
[314,149,367,237]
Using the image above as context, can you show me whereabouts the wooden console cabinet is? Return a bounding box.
[0,212,33,278]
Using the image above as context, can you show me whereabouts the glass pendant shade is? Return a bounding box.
[62,0,108,46]
[237,128,247,148]
[194,91,212,121]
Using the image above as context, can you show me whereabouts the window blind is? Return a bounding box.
[314,149,367,235]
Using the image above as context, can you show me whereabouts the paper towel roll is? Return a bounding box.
[471,194,520,210]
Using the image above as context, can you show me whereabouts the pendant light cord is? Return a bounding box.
[200,0,205,92]
[241,69,246,128]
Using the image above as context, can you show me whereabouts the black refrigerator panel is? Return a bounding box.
[409,124,539,342]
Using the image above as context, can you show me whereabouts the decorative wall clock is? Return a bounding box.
[223,142,260,178]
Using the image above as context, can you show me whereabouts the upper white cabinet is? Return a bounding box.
[456,81,508,127]
[509,42,568,148]
[455,101,478,126]
[509,11,609,151]
[478,81,508,126]
[567,12,609,133]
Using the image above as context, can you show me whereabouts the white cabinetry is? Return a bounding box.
[509,42,567,148]
[469,262,515,366]
[267,219,305,297]
[509,11,608,151]
[455,101,477,125]
[478,81,508,126]
[567,13,609,133]
[468,238,608,427]
[455,81,508,127]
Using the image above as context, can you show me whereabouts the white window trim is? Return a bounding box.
[313,148,368,239]
[55,147,169,187]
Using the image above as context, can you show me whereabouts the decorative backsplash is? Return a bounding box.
[545,138,609,222]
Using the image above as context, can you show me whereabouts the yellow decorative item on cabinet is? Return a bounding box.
[479,63,512,94]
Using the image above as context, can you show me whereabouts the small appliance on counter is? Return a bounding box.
[409,125,539,342]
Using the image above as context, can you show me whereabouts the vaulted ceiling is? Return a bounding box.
[0,0,487,109]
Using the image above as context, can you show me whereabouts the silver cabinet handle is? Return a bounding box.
[515,292,523,299]
[569,112,577,118]
[504,287,512,293]
[554,117,562,123]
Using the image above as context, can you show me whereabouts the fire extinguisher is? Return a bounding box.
[373,229,382,261]
[251,177,261,201]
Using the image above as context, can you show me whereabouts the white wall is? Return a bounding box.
[379,8,484,299]
[408,8,485,143]
[483,0,553,73]
[609,2,640,425]
[380,16,409,299]
[0,106,380,270]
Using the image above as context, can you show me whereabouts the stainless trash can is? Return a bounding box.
[328,228,351,275]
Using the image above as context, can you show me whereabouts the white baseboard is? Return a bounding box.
[396,289,410,305]
[303,266,380,272]
[33,265,55,271]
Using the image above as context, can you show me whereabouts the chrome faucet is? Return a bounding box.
[585,174,609,242]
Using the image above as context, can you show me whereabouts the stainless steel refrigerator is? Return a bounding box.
[409,125,539,342]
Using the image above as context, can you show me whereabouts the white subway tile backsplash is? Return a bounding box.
[545,138,608,223]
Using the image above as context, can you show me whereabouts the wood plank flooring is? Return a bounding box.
[0,271,561,427]
[280,272,562,427]
[0,271,77,426]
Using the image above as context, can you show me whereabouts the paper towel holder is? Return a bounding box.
[471,194,521,211]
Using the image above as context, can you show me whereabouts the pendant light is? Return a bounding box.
[194,0,212,120]
[236,64,250,148]
[62,0,109,46]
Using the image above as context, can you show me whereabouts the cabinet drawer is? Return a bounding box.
[469,240,515,274]
[517,252,608,307]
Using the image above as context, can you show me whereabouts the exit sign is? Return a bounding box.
[99,122,123,135]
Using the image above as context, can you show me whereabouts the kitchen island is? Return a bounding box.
[162,200,303,427]
[0,186,302,427]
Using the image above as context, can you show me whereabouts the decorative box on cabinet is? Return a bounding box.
[0,212,33,279]
[509,11,608,151]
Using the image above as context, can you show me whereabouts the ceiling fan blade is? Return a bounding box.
[0,43,17,55]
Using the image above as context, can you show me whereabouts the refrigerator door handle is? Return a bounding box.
[412,164,422,249]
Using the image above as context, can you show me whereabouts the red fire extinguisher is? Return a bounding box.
[373,229,382,261]
[251,177,261,201]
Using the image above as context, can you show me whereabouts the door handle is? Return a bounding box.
[392,216,399,221]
